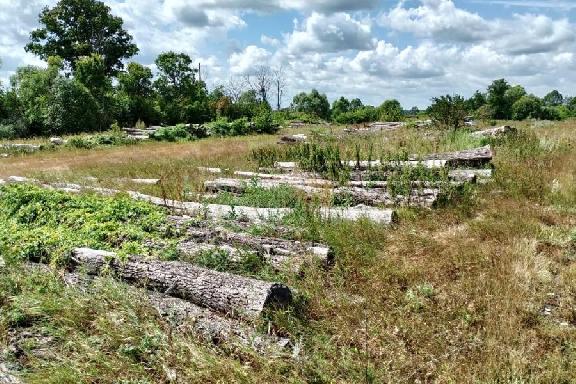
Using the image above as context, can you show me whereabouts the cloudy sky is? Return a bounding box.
[0,0,575,108]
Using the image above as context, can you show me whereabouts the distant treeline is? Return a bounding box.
[0,0,574,139]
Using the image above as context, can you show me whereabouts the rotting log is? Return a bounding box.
[205,178,439,207]
[0,143,41,153]
[29,263,292,356]
[234,171,333,186]
[183,226,333,270]
[197,167,224,174]
[147,292,292,355]
[70,248,292,320]
[471,125,516,138]
[278,134,307,145]
[448,169,492,183]
[414,145,493,168]
[274,159,447,171]
[333,187,439,208]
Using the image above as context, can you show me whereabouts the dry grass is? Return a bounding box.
[1,120,576,383]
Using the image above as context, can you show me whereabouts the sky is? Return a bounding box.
[0,0,575,108]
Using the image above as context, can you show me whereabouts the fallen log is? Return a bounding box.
[414,145,493,168]
[71,248,292,320]
[274,159,447,171]
[31,263,293,356]
[0,143,41,153]
[278,134,307,145]
[197,167,224,174]
[147,292,292,355]
[448,169,492,183]
[234,171,333,186]
[183,226,333,270]
[333,187,440,208]
[471,126,516,138]
[0,363,21,384]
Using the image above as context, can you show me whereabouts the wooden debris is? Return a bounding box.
[197,167,224,174]
[414,145,493,168]
[0,143,41,153]
[71,248,292,320]
[183,226,333,270]
[49,137,66,145]
[471,125,516,138]
[278,134,307,145]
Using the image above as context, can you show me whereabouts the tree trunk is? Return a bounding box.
[70,248,292,320]
[414,145,493,168]
[182,226,333,270]
[333,187,440,208]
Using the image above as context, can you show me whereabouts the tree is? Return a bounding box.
[291,89,330,120]
[350,98,363,111]
[154,52,209,125]
[511,95,542,120]
[331,97,351,119]
[504,85,527,108]
[26,0,138,76]
[377,99,403,121]
[45,78,101,134]
[273,66,287,110]
[543,90,564,107]
[117,62,156,125]
[465,90,486,112]
[487,79,511,119]
[75,53,111,100]
[427,95,467,130]
[245,66,273,104]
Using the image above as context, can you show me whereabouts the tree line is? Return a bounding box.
[0,0,574,139]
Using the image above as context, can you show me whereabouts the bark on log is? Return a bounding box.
[197,167,224,174]
[0,144,41,152]
[182,226,333,270]
[0,364,21,384]
[448,169,492,183]
[71,248,292,320]
[233,171,333,186]
[414,145,493,168]
[205,178,440,207]
[274,160,447,171]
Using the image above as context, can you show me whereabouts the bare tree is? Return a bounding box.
[273,65,287,110]
[225,76,246,103]
[244,65,273,104]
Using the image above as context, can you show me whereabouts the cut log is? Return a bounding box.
[183,226,333,270]
[274,159,447,171]
[333,187,439,208]
[278,134,307,145]
[234,171,333,186]
[0,364,21,384]
[0,143,41,152]
[205,178,440,207]
[320,205,396,223]
[71,248,292,320]
[197,167,223,174]
[471,126,516,138]
[414,145,493,168]
[33,263,293,356]
[448,169,492,183]
[147,292,292,355]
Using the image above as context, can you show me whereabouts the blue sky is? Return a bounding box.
[1,0,575,107]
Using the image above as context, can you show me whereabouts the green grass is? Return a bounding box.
[2,121,576,383]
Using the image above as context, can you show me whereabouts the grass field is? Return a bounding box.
[1,120,575,383]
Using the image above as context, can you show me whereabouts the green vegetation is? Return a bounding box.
[0,184,177,265]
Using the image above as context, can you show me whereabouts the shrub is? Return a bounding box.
[428,94,467,130]
[150,124,192,142]
[254,109,279,134]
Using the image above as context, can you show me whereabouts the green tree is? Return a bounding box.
[504,85,527,109]
[511,95,543,120]
[487,79,511,119]
[465,90,486,112]
[117,62,156,125]
[291,89,330,119]
[377,99,403,121]
[26,0,138,75]
[9,57,63,135]
[45,78,101,134]
[154,52,209,125]
[427,94,467,130]
[543,90,564,107]
[331,97,350,120]
[349,98,363,111]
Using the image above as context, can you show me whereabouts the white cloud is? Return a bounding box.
[284,12,375,53]
[228,45,271,74]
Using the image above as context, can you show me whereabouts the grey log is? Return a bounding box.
[71,248,292,320]
[182,226,333,270]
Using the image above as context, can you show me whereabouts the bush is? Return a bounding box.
[208,118,253,137]
[254,109,279,134]
[428,94,467,129]
[150,124,192,142]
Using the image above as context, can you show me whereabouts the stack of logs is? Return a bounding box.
[203,145,495,209]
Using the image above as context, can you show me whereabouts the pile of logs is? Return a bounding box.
[122,127,159,140]
[201,146,495,209]
[0,143,42,153]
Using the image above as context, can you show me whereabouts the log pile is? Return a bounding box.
[122,127,159,140]
[0,143,42,153]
